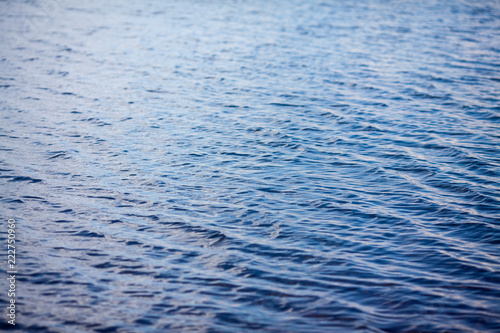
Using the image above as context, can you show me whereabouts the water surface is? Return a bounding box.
[1,0,500,332]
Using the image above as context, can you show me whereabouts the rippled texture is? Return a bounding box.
[1,0,500,332]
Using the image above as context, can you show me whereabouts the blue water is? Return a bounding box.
[1,0,500,332]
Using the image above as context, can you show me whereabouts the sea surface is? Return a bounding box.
[1,0,500,332]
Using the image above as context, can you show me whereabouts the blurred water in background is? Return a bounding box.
[1,0,500,332]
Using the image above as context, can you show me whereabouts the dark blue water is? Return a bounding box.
[1,0,500,332]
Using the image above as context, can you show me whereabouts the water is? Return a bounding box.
[1,0,500,332]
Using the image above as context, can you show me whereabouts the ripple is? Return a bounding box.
[1,0,500,332]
